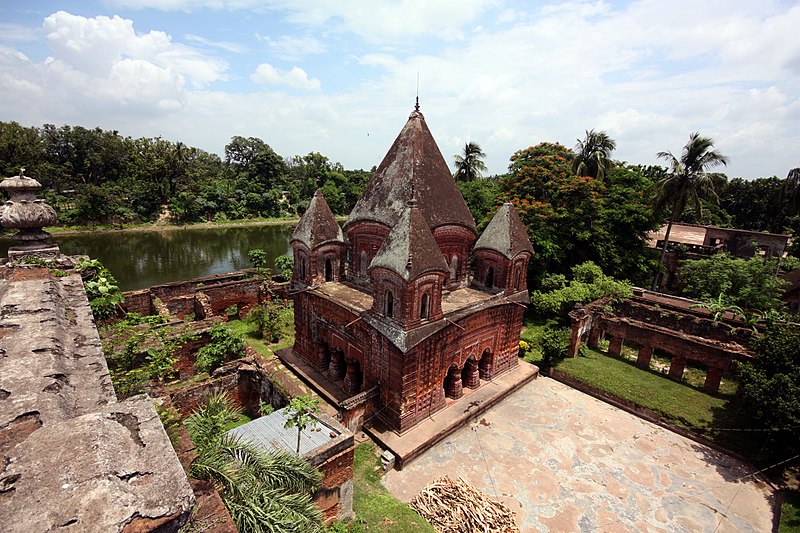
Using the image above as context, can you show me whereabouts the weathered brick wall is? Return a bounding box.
[124,289,152,315]
[313,447,355,523]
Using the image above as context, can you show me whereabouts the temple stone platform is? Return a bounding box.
[276,346,538,469]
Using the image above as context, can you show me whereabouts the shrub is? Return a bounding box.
[274,254,294,280]
[76,258,125,320]
[195,325,245,373]
[539,326,571,368]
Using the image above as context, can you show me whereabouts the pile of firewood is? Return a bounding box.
[409,476,519,533]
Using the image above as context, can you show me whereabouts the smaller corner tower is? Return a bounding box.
[473,203,534,292]
[289,189,345,287]
[367,200,449,330]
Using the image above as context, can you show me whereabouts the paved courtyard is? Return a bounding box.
[383,377,774,532]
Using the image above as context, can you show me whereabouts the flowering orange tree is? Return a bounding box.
[498,142,658,286]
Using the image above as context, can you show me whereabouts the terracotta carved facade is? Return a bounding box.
[290,106,533,434]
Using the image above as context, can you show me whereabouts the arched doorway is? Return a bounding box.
[359,251,368,276]
[485,267,494,288]
[461,356,479,389]
[450,255,459,282]
[479,349,493,380]
[325,258,333,282]
[444,364,463,399]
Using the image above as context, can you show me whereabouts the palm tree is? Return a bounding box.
[780,166,800,212]
[572,129,616,180]
[186,391,324,533]
[651,132,729,290]
[453,142,488,182]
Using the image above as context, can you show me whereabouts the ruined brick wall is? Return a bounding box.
[124,289,153,315]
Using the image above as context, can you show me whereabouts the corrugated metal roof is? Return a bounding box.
[226,407,338,456]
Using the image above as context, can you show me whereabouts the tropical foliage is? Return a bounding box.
[529,261,633,317]
[572,129,616,180]
[652,132,729,289]
[186,391,324,533]
[453,141,487,182]
[500,143,658,284]
[194,324,246,373]
[0,121,371,225]
[677,254,787,312]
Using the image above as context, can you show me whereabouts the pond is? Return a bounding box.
[0,223,296,291]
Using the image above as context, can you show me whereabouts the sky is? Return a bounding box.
[0,1,798,180]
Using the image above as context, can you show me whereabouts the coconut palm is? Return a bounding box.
[651,132,729,290]
[186,391,324,533]
[572,129,617,180]
[453,142,488,182]
[780,166,800,212]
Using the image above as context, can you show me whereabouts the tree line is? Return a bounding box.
[0,121,371,225]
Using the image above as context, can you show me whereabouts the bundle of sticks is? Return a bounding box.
[409,476,519,533]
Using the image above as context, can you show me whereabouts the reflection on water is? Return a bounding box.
[0,223,295,291]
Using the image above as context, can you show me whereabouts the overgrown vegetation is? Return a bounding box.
[529,261,632,318]
[104,313,198,398]
[678,253,788,312]
[77,258,125,319]
[194,324,246,374]
[186,391,324,533]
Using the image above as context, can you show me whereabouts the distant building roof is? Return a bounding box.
[345,107,476,234]
[369,203,449,281]
[290,189,343,249]
[474,203,533,259]
[226,407,339,456]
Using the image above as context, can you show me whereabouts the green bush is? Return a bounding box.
[77,259,125,319]
[530,261,632,318]
[274,254,294,280]
[195,324,245,373]
[539,326,571,368]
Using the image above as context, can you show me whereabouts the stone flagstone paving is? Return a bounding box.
[383,377,774,532]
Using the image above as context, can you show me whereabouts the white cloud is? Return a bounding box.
[250,63,320,89]
[0,22,40,42]
[256,34,326,60]
[185,34,248,54]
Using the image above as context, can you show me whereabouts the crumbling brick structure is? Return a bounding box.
[289,105,533,434]
[568,291,753,393]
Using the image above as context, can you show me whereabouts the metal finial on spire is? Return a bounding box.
[415,71,420,111]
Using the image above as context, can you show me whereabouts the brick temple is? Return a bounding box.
[289,105,533,434]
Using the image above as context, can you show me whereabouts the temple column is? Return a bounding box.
[704,366,723,393]
[445,366,463,399]
[636,346,654,368]
[608,335,624,357]
[587,326,602,349]
[479,351,493,380]
[668,355,686,380]
[317,344,330,372]
[343,360,362,395]
[462,359,480,389]
[328,349,345,381]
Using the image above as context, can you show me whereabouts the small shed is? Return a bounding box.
[226,407,355,523]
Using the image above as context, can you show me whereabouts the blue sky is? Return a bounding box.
[1,1,798,179]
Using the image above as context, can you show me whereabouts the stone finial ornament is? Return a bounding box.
[1,168,59,258]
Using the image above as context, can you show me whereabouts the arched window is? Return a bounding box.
[385,290,394,318]
[325,258,333,282]
[514,266,521,290]
[300,256,306,279]
[420,293,430,319]
[450,255,459,281]
[359,251,368,276]
[485,267,494,288]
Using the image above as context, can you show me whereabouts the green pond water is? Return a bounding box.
[0,223,296,291]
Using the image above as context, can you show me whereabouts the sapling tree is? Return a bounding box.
[283,395,320,455]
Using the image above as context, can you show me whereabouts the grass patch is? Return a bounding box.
[782,490,800,532]
[223,413,253,432]
[554,348,758,454]
[351,443,433,532]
